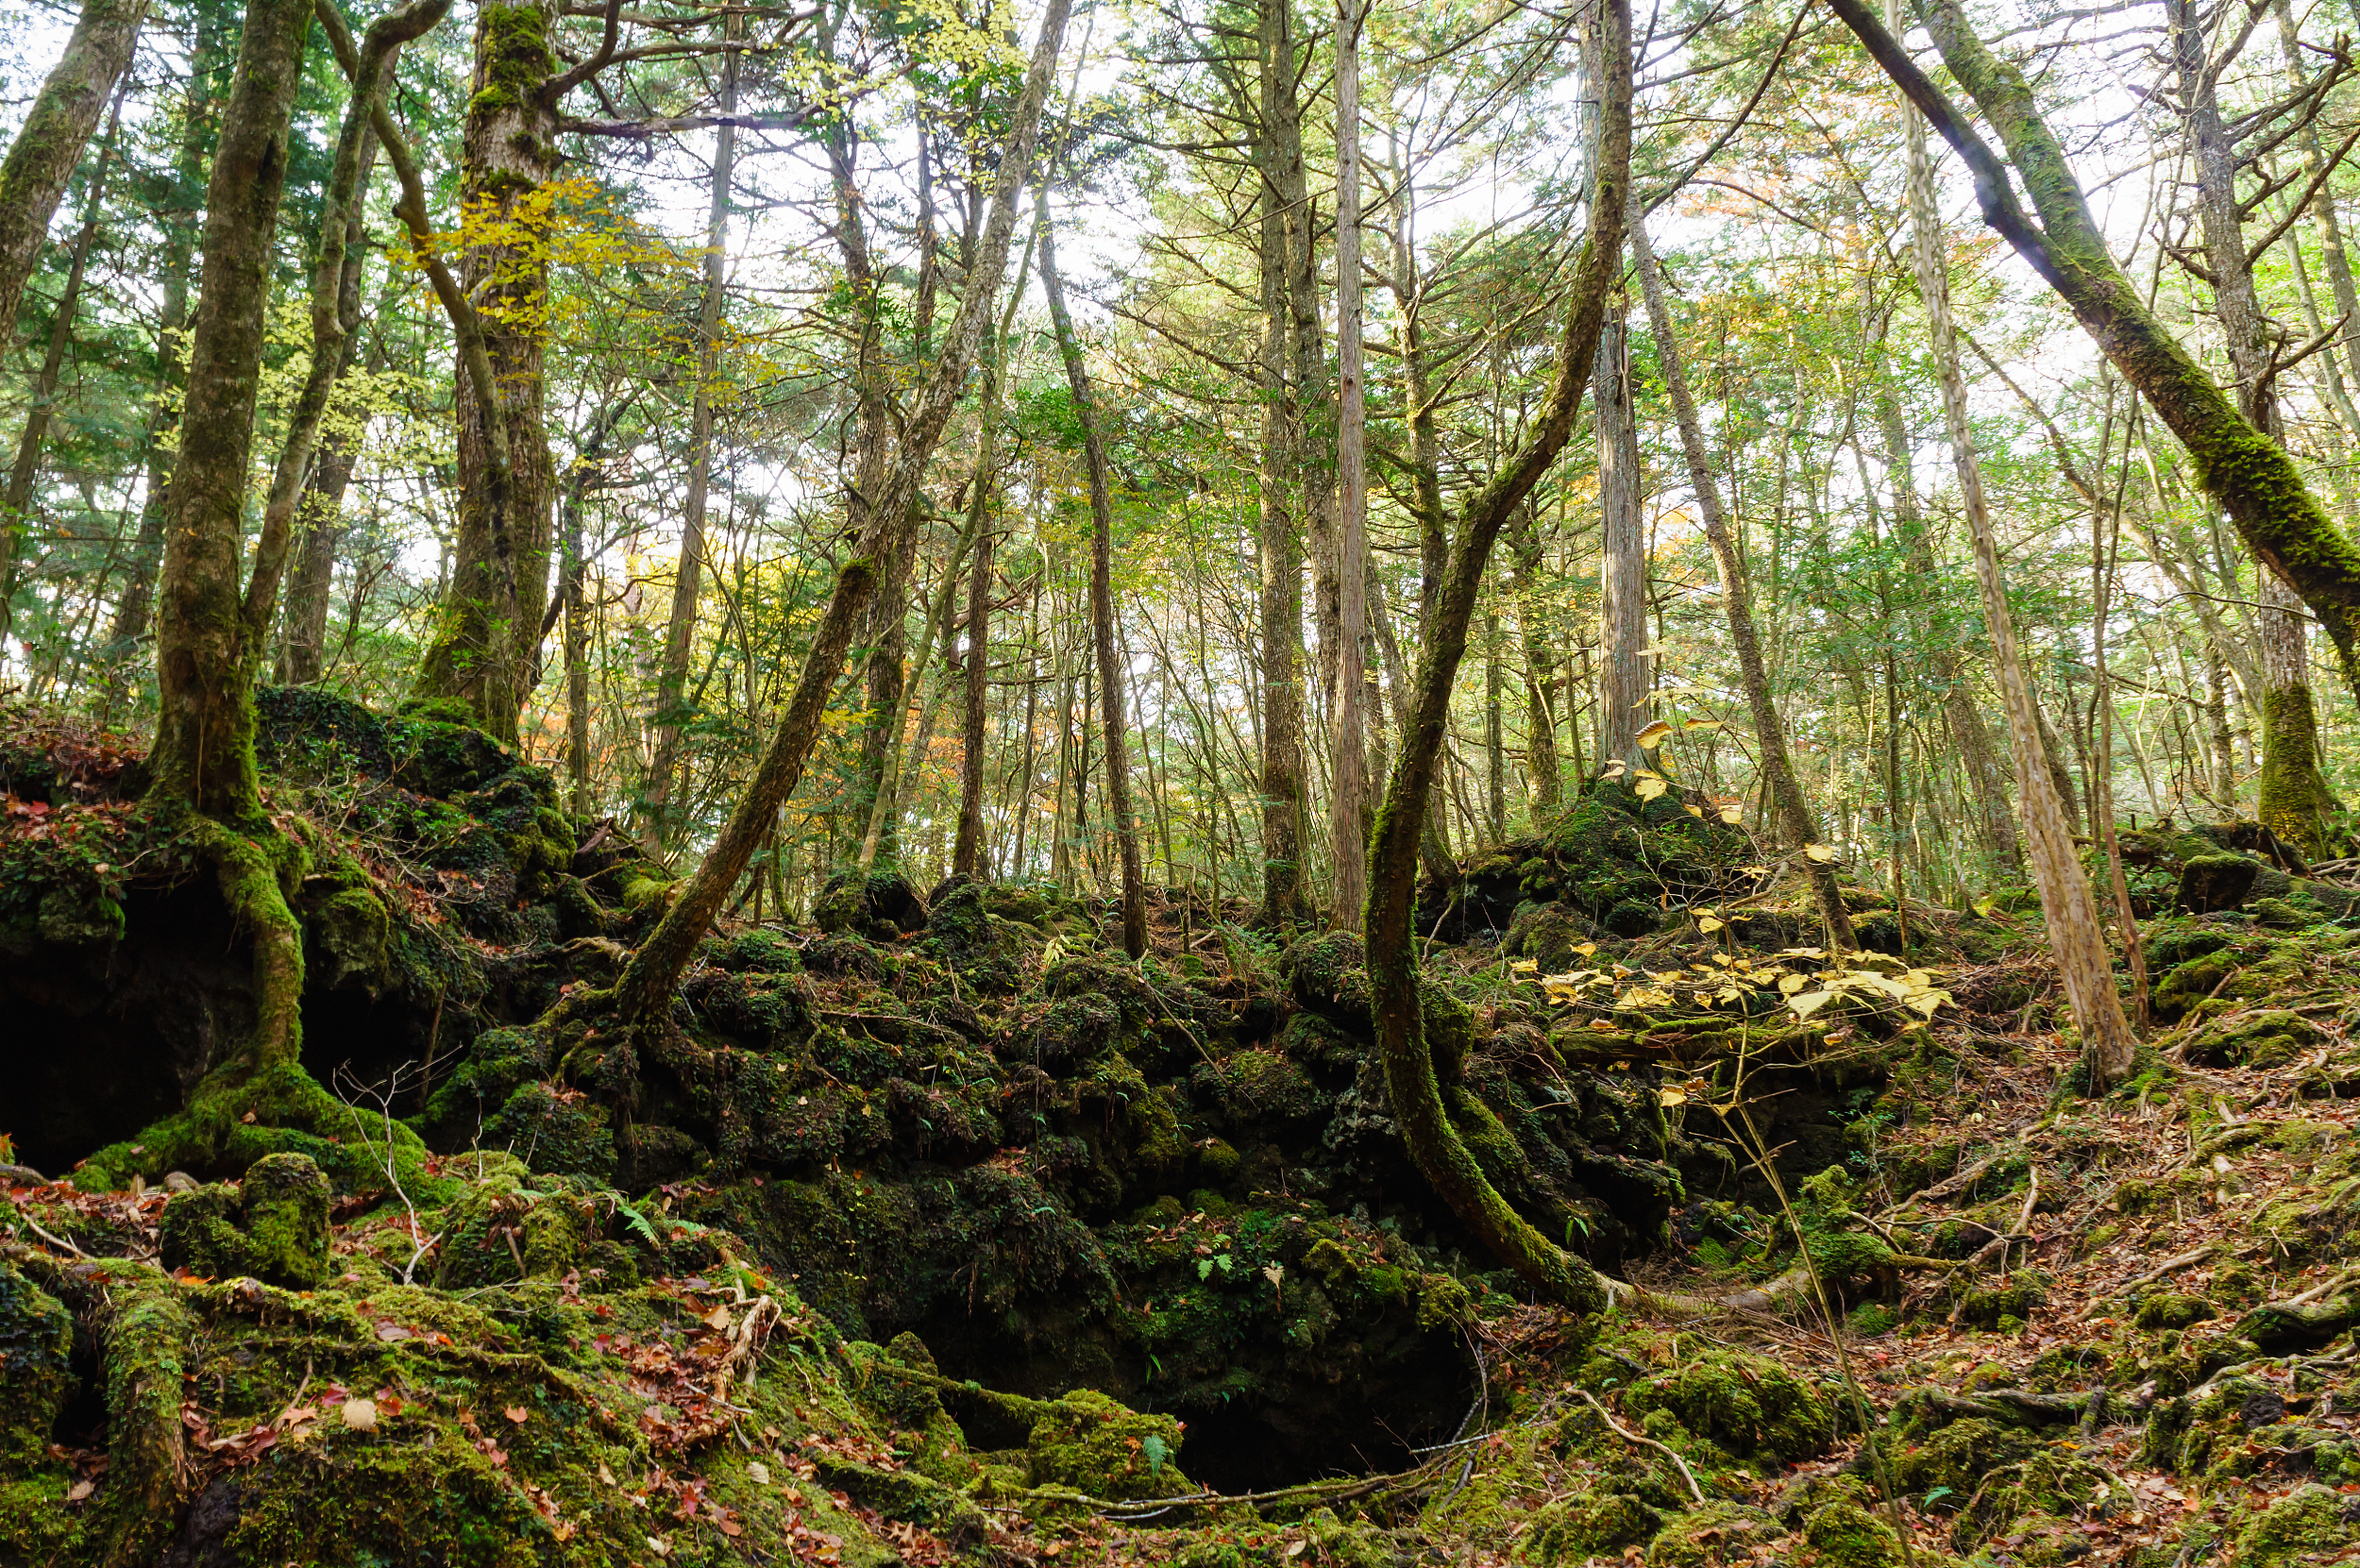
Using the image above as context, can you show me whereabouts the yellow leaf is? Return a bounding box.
[1634,774,1669,801]
[1685,803,1704,818]
[1509,958,1539,975]
[1636,719,1677,749]
[1804,843,1836,864]
[1697,915,1725,934]
[1789,989,1837,1019]
[1778,973,1811,996]
[1658,1086,1688,1106]
[1573,942,1598,956]
[1685,717,1727,731]
[1718,804,1745,825]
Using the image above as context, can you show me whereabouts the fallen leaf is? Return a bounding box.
[504,1406,529,1425]
[66,1480,93,1503]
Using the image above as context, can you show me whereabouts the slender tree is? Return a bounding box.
[1633,220,1857,951]
[0,0,147,345]
[1329,0,1371,926]
[1364,0,1629,1309]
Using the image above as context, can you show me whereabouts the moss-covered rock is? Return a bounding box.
[1024,1388,1188,1499]
[1622,1350,1834,1464]
[158,1153,331,1289]
[1800,1500,1903,1568]
[0,1261,71,1471]
[1528,1492,1663,1564]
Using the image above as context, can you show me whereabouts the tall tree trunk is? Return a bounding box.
[614,0,1070,1026]
[1328,0,1370,926]
[1363,0,1629,1310]
[1595,293,1648,767]
[410,0,564,742]
[952,495,993,877]
[1037,186,1146,956]
[104,4,224,670]
[1833,0,2360,701]
[143,0,318,1083]
[1887,0,2138,1087]
[2258,569,2341,848]
[0,83,126,635]
[641,10,739,852]
[2274,0,2360,405]
[1252,0,1309,926]
[1633,220,1857,950]
[0,0,146,344]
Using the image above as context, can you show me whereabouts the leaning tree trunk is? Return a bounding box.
[0,0,146,344]
[1363,0,1630,1311]
[1037,186,1146,957]
[612,0,1071,1028]
[1633,219,1857,951]
[0,84,125,636]
[1886,0,2138,1087]
[1832,0,2360,701]
[409,0,564,742]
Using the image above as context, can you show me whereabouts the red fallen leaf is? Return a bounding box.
[505,1407,529,1425]
[716,1518,743,1537]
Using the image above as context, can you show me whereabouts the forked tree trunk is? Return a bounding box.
[0,0,147,344]
[613,0,1070,1025]
[1632,220,1857,951]
[1886,0,2137,1087]
[1363,0,1630,1310]
[1037,187,1146,957]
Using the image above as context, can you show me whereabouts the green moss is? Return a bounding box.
[1024,1388,1188,1500]
[1645,1502,1782,1568]
[1528,1492,1662,1563]
[0,1262,71,1472]
[1799,1500,1903,1568]
[1622,1350,1834,1464]
[2132,1292,2215,1330]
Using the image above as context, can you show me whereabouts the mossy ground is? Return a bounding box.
[13,699,2360,1563]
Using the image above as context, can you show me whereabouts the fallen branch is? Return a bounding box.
[1576,1389,1707,1505]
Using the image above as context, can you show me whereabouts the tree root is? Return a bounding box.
[1601,1252,1956,1320]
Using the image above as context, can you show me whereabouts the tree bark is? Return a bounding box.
[952,495,993,878]
[641,7,739,852]
[1363,0,1629,1310]
[1037,185,1146,957]
[1885,0,2137,1087]
[614,0,1070,1026]
[409,0,565,741]
[1831,0,2360,700]
[1633,220,1857,951]
[1507,509,1562,814]
[1253,0,1309,925]
[1594,294,1649,768]
[1329,0,1370,926]
[0,0,146,346]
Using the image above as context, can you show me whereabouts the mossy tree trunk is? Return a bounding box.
[1329,0,1371,927]
[1882,0,2138,1087]
[408,0,565,743]
[1363,0,1629,1310]
[1831,0,2360,700]
[148,0,450,1084]
[0,0,146,345]
[1632,218,1857,952]
[613,0,1070,1028]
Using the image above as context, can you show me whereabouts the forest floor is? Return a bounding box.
[3,693,2359,1567]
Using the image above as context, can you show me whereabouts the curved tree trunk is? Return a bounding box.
[0,0,146,346]
[613,0,1071,1027]
[1362,0,1629,1310]
[1632,220,1857,951]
